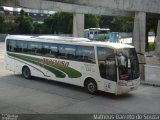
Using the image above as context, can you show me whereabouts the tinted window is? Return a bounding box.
[6,39,96,64]
[58,44,76,60]
[42,43,50,55]
[16,40,28,53]
[117,48,139,80]
[42,43,58,57]
[97,47,117,81]
[28,41,42,55]
[50,44,58,57]
[7,39,16,52]
[6,39,11,51]
[76,46,95,63]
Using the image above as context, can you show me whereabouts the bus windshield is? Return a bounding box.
[117,48,139,80]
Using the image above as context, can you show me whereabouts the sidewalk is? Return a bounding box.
[141,52,160,87]
[141,80,160,87]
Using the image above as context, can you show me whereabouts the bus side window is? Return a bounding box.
[58,45,67,59]
[97,47,117,81]
[7,39,16,52]
[42,43,58,58]
[76,46,95,63]
[16,40,28,53]
[42,43,50,56]
[28,41,42,55]
[50,44,58,58]
[58,44,76,60]
[6,39,11,51]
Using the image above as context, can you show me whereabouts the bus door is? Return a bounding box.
[97,47,117,93]
[116,48,140,82]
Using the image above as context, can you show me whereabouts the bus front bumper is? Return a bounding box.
[116,78,140,95]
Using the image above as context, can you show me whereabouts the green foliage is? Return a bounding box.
[147,42,155,51]
[2,10,155,36]
[4,22,17,34]
[43,13,100,34]
[15,10,34,34]
[44,12,73,34]
[98,35,109,41]
[33,22,43,34]
[100,16,134,32]
[0,0,9,5]
[147,19,158,33]
[85,14,100,29]
[0,16,4,32]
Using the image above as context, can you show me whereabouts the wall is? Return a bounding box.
[0,34,7,42]
[145,65,160,82]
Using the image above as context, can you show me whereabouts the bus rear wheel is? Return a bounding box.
[22,66,31,79]
[85,79,97,94]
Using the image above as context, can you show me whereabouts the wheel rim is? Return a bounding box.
[87,82,96,93]
[23,68,29,78]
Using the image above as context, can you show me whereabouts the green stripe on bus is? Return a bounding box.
[8,52,66,78]
[7,52,82,78]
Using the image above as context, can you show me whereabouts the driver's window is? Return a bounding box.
[97,47,117,81]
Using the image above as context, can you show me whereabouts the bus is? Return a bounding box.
[5,35,140,95]
[109,32,120,42]
[84,28,110,41]
[84,28,120,42]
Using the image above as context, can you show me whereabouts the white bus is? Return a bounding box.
[5,35,140,95]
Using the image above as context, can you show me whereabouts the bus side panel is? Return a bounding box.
[10,59,46,79]
[64,61,82,86]
[80,63,118,93]
[14,59,65,83]
[5,37,15,72]
[103,79,117,94]
[79,62,104,91]
[5,54,15,72]
[6,55,48,80]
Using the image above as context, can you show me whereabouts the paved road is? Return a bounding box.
[0,42,160,115]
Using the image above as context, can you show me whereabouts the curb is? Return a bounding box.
[140,81,160,87]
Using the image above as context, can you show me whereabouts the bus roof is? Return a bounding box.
[84,28,110,31]
[6,35,134,49]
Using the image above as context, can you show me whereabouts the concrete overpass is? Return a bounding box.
[53,0,160,14]
[2,0,160,80]
[2,0,134,16]
[1,0,134,40]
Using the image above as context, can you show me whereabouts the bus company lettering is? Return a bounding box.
[42,58,69,67]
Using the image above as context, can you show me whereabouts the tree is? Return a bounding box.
[100,16,134,32]
[33,22,43,34]
[0,15,4,33]
[43,12,73,34]
[99,16,114,29]
[85,14,100,29]
[0,0,9,5]
[15,10,34,34]
[43,12,101,34]
[145,18,158,50]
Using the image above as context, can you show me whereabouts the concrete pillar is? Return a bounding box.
[155,20,160,57]
[133,12,146,80]
[73,13,84,37]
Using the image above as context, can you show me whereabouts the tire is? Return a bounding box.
[22,66,31,79]
[85,79,97,94]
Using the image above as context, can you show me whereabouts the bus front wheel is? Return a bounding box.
[85,79,97,94]
[22,66,31,79]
